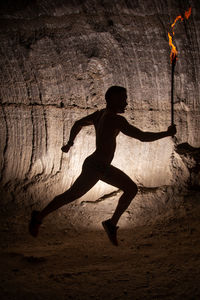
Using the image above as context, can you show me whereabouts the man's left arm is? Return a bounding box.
[117,116,176,142]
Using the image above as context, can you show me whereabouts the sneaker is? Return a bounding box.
[29,210,42,237]
[102,219,119,246]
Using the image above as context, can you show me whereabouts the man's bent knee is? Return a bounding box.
[126,182,138,197]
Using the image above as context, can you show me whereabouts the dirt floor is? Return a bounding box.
[1,191,200,300]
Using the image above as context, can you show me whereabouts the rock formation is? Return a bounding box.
[0,0,200,228]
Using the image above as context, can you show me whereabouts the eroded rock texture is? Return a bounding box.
[0,0,200,227]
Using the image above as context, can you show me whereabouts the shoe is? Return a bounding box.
[29,210,42,237]
[102,219,119,246]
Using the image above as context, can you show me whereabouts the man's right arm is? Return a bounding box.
[62,110,99,153]
[117,116,176,142]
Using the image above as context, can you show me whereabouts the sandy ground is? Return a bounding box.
[1,191,200,300]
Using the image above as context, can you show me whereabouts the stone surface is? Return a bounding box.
[0,0,200,227]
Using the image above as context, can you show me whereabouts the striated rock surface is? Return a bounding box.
[0,0,200,228]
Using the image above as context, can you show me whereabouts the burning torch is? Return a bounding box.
[168,7,192,126]
[168,32,178,125]
[168,33,177,126]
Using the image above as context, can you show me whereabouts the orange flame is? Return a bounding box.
[185,7,192,19]
[168,32,177,63]
[168,7,192,64]
[171,15,183,34]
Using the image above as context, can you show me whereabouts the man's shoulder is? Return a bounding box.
[93,109,105,118]
[88,109,102,118]
[114,114,128,123]
[90,109,105,124]
[111,115,131,132]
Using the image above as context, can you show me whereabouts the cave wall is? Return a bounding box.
[0,0,200,226]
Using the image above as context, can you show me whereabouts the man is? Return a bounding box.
[29,86,176,246]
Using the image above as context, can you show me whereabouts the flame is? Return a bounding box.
[168,32,177,63]
[168,7,192,64]
[185,7,192,19]
[171,15,183,34]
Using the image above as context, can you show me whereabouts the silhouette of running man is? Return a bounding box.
[29,86,176,246]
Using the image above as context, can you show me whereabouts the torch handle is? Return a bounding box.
[171,61,175,126]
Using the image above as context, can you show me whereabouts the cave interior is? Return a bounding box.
[0,0,200,299]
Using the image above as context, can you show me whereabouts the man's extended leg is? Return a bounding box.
[102,165,138,225]
[101,165,138,245]
[29,165,100,237]
[40,171,99,220]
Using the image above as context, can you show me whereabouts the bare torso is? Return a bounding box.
[62,103,175,165]
[91,109,120,164]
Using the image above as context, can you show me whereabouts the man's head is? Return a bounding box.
[105,86,127,113]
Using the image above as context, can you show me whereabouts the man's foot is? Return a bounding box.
[29,210,42,237]
[102,219,119,246]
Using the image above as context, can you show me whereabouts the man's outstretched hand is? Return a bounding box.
[167,124,177,136]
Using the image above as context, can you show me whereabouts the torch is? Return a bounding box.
[168,7,191,126]
[168,34,177,126]
[171,55,176,126]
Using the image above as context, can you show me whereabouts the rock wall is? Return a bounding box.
[0,0,200,227]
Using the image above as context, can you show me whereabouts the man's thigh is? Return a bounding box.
[66,166,100,198]
[100,165,136,191]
